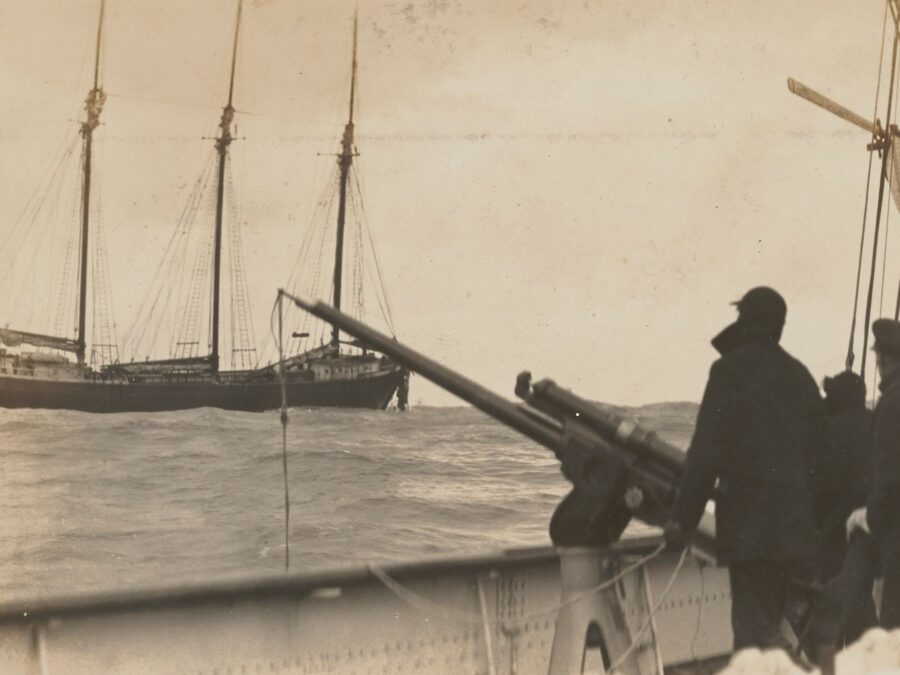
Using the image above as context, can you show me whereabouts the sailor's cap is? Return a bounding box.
[872,318,900,356]
[712,286,787,355]
[731,287,787,325]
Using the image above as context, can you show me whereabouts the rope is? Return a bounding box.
[848,0,891,371]
[273,291,291,571]
[607,548,688,672]
[881,41,900,323]
[367,542,666,627]
[352,167,396,334]
[860,23,900,378]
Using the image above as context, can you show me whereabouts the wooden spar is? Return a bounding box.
[76,0,106,365]
[787,21,900,374]
[787,78,878,135]
[331,10,359,347]
[211,0,242,373]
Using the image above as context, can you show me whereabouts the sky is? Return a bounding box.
[0,0,898,407]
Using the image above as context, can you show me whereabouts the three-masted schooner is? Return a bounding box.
[0,1,406,413]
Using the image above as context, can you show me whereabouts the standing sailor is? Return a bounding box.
[811,370,877,648]
[847,318,900,628]
[815,371,874,587]
[666,286,824,650]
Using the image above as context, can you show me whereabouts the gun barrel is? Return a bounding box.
[284,292,566,454]
[529,379,686,478]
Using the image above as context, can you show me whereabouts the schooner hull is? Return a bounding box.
[0,367,403,413]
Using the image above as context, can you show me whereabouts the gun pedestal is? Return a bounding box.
[548,547,663,675]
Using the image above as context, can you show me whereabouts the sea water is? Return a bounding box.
[0,402,697,600]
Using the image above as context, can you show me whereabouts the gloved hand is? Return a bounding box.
[663,520,687,552]
[846,507,870,539]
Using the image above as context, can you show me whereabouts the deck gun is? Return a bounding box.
[283,291,715,558]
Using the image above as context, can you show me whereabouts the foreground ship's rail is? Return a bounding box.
[0,537,731,674]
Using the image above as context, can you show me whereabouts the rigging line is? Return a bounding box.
[169,157,219,334]
[351,165,393,331]
[300,179,341,351]
[285,166,341,291]
[849,153,878,371]
[849,0,892,371]
[91,150,120,364]
[266,202,329,361]
[861,26,900,379]
[225,163,256,368]
[0,133,80,260]
[880,61,900,323]
[346,181,362,318]
[272,291,291,571]
[353,190,366,319]
[177,168,219,356]
[367,543,668,627]
[607,548,688,673]
[309,179,340,299]
[34,173,70,327]
[46,159,83,338]
[349,183,388,328]
[125,151,217,354]
[352,168,396,333]
[106,91,220,112]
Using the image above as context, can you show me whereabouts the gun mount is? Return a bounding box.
[282,290,715,558]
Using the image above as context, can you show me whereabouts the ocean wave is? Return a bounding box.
[1,403,696,597]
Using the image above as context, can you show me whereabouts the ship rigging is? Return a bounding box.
[0,1,406,412]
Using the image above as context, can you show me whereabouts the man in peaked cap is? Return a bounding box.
[847,318,900,627]
[667,287,825,650]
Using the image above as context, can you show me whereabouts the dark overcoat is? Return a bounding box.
[814,406,874,580]
[674,339,824,564]
[866,369,900,627]
[867,371,900,537]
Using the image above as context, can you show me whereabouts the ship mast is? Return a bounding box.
[331,10,358,348]
[211,0,242,374]
[76,0,107,366]
[787,0,900,379]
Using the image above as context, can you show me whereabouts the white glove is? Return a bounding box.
[846,507,870,539]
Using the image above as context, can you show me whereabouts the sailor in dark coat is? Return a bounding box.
[667,287,824,650]
[847,318,900,627]
[813,371,876,644]
[815,371,874,584]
